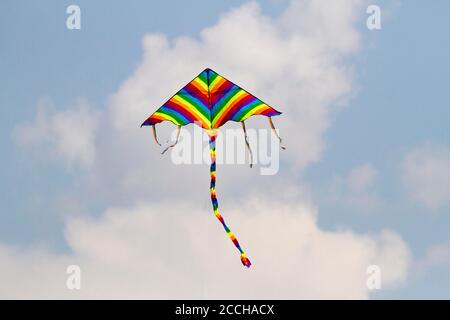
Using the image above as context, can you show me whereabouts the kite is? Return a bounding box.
[141,68,284,268]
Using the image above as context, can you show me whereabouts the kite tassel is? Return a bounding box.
[149,124,181,154]
[161,125,181,154]
[152,125,162,147]
[268,117,286,150]
[241,121,253,168]
[207,129,252,268]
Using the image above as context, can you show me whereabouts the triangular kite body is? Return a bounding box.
[141,68,284,268]
[141,68,281,129]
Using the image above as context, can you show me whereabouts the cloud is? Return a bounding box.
[104,0,363,189]
[0,199,410,299]
[416,242,450,272]
[13,0,367,204]
[13,98,98,169]
[402,144,450,210]
[347,164,378,193]
[2,0,414,299]
[327,163,380,210]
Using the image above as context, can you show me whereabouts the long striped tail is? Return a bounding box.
[207,129,252,268]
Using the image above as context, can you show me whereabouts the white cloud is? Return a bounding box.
[3,0,414,299]
[402,144,450,210]
[347,163,377,193]
[327,163,380,209]
[0,199,410,299]
[13,0,367,202]
[416,243,450,272]
[13,98,98,169]
[105,0,363,183]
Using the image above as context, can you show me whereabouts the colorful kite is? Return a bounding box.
[141,68,284,268]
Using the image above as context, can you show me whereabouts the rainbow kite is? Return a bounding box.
[141,68,284,268]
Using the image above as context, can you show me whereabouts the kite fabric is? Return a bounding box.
[141,68,284,268]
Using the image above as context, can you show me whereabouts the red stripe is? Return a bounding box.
[144,114,166,125]
[184,83,210,108]
[164,99,201,123]
[214,93,254,128]
[211,80,234,106]
[261,108,280,116]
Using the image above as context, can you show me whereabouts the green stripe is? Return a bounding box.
[197,72,208,86]
[159,107,189,125]
[176,93,210,120]
[233,100,264,121]
[208,72,219,87]
[212,87,241,123]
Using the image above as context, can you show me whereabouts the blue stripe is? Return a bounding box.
[211,85,240,118]
[179,89,210,117]
[159,106,190,124]
[231,99,263,121]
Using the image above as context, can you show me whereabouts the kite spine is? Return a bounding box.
[207,129,252,268]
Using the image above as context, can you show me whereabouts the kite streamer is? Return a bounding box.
[208,129,251,268]
[141,68,284,268]
[161,125,181,155]
[151,125,162,146]
[268,117,286,150]
[241,121,254,168]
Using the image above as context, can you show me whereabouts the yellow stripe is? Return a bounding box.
[172,95,211,128]
[153,112,181,125]
[212,90,246,126]
[193,77,208,92]
[240,104,269,122]
[209,75,224,91]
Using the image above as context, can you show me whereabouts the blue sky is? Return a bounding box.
[1,0,449,299]
[0,0,243,244]
[311,1,450,298]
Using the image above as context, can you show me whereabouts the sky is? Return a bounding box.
[0,0,449,299]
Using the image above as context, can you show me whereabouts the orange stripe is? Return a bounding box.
[151,114,168,122]
[240,104,270,121]
[214,91,251,127]
[192,77,208,92]
[191,78,208,94]
[168,97,209,128]
[210,76,227,92]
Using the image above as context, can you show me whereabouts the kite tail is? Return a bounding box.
[207,129,252,268]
